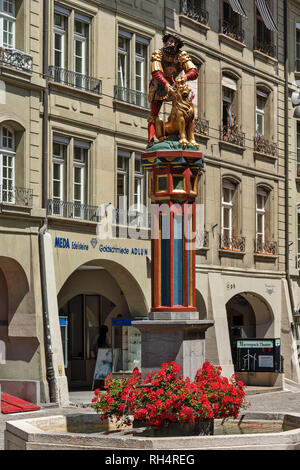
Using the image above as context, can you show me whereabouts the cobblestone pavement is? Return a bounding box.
[1,390,300,450]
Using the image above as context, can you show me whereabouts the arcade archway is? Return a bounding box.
[57,260,149,388]
[226,292,274,369]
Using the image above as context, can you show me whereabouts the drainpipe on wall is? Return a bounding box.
[39,218,57,403]
[284,0,296,318]
[42,0,49,209]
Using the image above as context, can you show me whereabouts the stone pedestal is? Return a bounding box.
[133,312,214,380]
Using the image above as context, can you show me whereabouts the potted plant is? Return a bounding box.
[92,361,247,437]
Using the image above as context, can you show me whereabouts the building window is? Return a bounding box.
[74,16,89,87]
[223,0,240,28]
[297,122,300,176]
[118,31,131,90]
[256,186,274,253]
[0,0,15,48]
[0,126,15,203]
[134,153,147,212]
[296,23,300,72]
[117,149,130,210]
[51,136,90,218]
[222,77,236,130]
[256,90,267,138]
[256,188,267,247]
[54,10,68,70]
[297,208,300,268]
[73,142,88,217]
[116,29,149,107]
[254,87,276,156]
[255,2,277,57]
[222,179,235,242]
[52,136,68,215]
[52,5,92,88]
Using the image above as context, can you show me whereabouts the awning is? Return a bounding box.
[229,0,247,17]
[256,0,279,32]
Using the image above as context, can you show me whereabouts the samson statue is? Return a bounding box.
[148,33,199,148]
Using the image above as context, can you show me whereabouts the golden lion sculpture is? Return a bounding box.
[154,77,199,149]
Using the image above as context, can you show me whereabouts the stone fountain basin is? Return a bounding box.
[5,411,300,450]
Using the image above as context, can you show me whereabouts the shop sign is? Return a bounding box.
[237,340,274,348]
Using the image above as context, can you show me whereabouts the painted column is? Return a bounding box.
[133,149,214,380]
[142,150,203,313]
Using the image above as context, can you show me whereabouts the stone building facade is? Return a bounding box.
[0,0,299,405]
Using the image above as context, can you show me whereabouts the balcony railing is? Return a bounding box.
[220,235,245,252]
[194,118,209,137]
[47,200,151,230]
[254,136,278,157]
[114,85,149,109]
[221,125,245,147]
[255,239,277,256]
[220,19,245,44]
[180,0,209,26]
[0,185,33,206]
[47,199,101,222]
[254,38,277,59]
[48,66,102,95]
[0,47,33,73]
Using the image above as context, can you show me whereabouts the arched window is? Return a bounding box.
[0,125,15,203]
[221,73,244,146]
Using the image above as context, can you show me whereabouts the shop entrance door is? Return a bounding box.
[59,294,112,387]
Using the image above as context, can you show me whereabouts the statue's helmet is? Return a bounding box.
[162,33,184,52]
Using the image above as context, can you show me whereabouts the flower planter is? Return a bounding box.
[133,418,214,437]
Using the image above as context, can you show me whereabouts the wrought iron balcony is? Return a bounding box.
[180,0,209,26]
[220,19,245,44]
[220,235,245,252]
[221,125,245,147]
[114,85,149,109]
[0,185,33,206]
[255,239,277,256]
[48,66,102,95]
[0,47,33,73]
[47,199,101,222]
[194,118,209,137]
[254,136,278,157]
[254,38,277,59]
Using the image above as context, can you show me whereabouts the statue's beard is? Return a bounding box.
[163,45,177,56]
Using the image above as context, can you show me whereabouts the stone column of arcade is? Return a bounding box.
[133,144,214,380]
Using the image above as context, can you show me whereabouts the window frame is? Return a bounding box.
[221,179,235,241]
[296,23,300,72]
[0,125,15,203]
[0,0,16,49]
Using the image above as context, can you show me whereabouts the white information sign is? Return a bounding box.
[258,355,274,368]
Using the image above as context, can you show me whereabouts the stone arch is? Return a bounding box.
[196,289,207,320]
[0,256,30,324]
[226,291,275,342]
[58,258,149,318]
